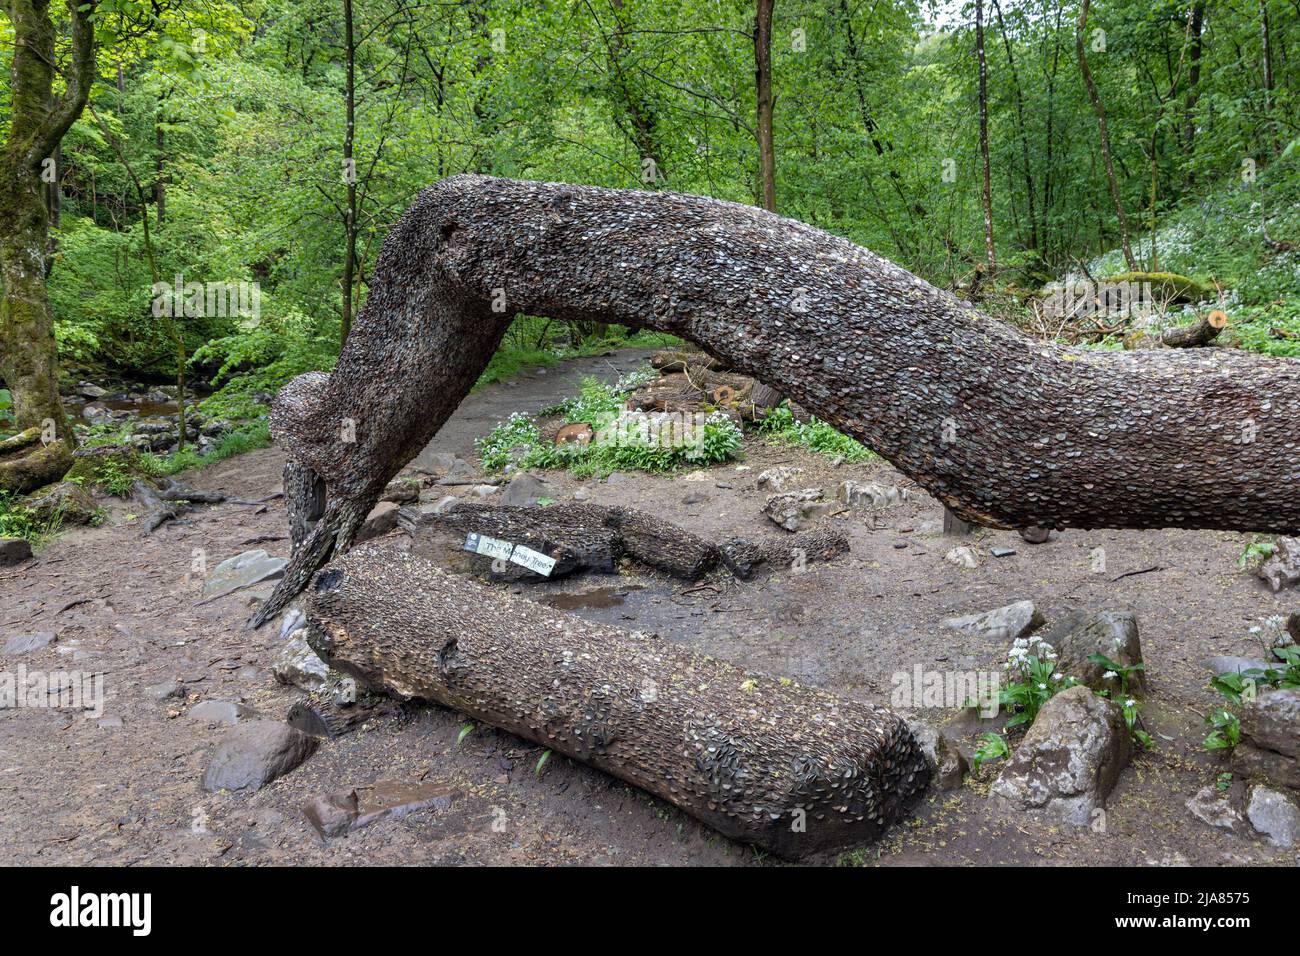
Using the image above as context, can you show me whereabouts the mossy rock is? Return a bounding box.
[63,444,155,496]
[22,481,100,526]
[1104,271,1215,303]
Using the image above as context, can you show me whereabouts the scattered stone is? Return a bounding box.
[572,485,592,502]
[3,631,56,656]
[303,780,455,839]
[188,700,257,726]
[500,472,548,507]
[202,721,318,792]
[1207,655,1275,675]
[1245,785,1300,848]
[144,679,184,700]
[80,402,111,423]
[836,479,901,509]
[681,490,708,505]
[942,601,1042,641]
[357,501,401,542]
[0,537,33,566]
[381,477,421,504]
[470,484,499,498]
[756,466,803,492]
[1048,610,1144,692]
[1258,536,1300,592]
[1019,526,1052,544]
[989,685,1132,826]
[904,719,969,790]
[76,382,107,399]
[97,716,123,730]
[944,546,978,569]
[201,549,286,601]
[278,607,306,641]
[762,488,832,532]
[604,471,627,485]
[989,546,1016,558]
[273,631,330,693]
[1186,785,1243,833]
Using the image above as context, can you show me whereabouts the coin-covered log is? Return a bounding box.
[254,175,1300,625]
[300,546,929,859]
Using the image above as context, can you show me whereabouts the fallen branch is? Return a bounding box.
[301,546,929,858]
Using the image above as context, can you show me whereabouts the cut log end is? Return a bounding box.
[301,546,928,859]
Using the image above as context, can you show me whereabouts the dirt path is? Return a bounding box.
[1,350,1295,866]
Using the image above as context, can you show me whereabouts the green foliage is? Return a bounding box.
[146,419,272,475]
[998,634,1076,730]
[755,403,873,462]
[972,732,1010,773]
[0,493,62,545]
[1203,708,1241,753]
[476,374,743,478]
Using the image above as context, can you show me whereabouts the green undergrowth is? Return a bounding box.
[754,402,875,462]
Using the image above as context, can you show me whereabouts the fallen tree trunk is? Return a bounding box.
[301,546,929,858]
[401,500,848,581]
[1161,314,1223,348]
[254,175,1300,625]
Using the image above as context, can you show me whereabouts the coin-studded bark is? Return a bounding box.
[255,174,1300,625]
[301,546,929,859]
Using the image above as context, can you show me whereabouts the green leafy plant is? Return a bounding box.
[1203,708,1241,752]
[755,402,873,462]
[972,732,1010,772]
[1237,535,1276,570]
[999,635,1076,729]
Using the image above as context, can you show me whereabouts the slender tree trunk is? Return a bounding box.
[976,0,996,271]
[154,113,167,226]
[1077,0,1137,269]
[1182,1,1205,164]
[254,175,1300,624]
[0,0,97,487]
[991,0,1037,254]
[341,0,359,346]
[1260,0,1279,154]
[754,0,776,212]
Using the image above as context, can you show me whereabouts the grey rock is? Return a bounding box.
[357,501,401,542]
[278,607,306,641]
[1049,610,1144,692]
[604,471,627,485]
[202,721,318,792]
[202,549,286,601]
[3,631,55,656]
[1258,536,1300,592]
[989,546,1017,558]
[76,382,107,399]
[1019,526,1052,544]
[1231,687,1300,791]
[0,537,33,566]
[188,700,257,726]
[81,402,111,422]
[681,490,708,506]
[904,719,969,790]
[273,631,330,692]
[989,685,1132,825]
[1246,785,1300,848]
[500,472,548,507]
[762,488,832,532]
[756,466,803,492]
[1186,785,1243,832]
[1207,655,1275,676]
[470,484,499,498]
[23,482,99,526]
[836,479,901,509]
[303,780,455,839]
[144,679,184,700]
[944,545,978,569]
[381,477,421,504]
[942,601,1043,642]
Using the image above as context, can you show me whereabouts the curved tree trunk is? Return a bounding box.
[254,174,1300,625]
[301,546,929,859]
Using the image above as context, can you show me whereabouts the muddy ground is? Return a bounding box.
[1,349,1296,866]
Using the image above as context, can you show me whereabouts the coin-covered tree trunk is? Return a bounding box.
[301,546,930,859]
[255,173,1300,625]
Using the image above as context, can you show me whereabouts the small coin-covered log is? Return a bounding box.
[302,546,929,859]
